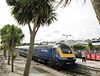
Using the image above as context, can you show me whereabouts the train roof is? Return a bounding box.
[35,43,70,48]
[16,45,29,49]
[16,43,71,49]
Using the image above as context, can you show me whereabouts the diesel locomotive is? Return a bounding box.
[17,43,76,67]
[33,43,76,67]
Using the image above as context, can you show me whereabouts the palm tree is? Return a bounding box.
[0,25,11,65]
[6,0,57,75]
[0,24,24,72]
[0,27,8,60]
[9,25,24,72]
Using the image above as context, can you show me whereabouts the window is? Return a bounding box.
[61,46,72,54]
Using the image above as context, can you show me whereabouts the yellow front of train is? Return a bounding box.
[58,45,76,64]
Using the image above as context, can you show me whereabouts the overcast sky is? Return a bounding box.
[0,0,100,43]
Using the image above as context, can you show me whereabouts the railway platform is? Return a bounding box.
[69,58,100,76]
[76,58,100,69]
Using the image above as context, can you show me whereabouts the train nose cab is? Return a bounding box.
[58,45,76,64]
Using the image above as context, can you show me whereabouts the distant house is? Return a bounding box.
[92,41,100,51]
[92,41,100,46]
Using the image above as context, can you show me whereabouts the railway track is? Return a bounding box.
[60,65,86,76]
[13,50,100,76]
[58,63,100,76]
[32,58,100,76]
[32,60,86,76]
[16,54,100,76]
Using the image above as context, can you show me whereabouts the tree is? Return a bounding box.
[0,24,24,72]
[6,0,57,76]
[0,25,11,65]
[73,44,86,51]
[9,25,24,72]
[85,39,94,51]
[88,41,94,51]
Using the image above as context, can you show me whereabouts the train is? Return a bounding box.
[16,43,76,67]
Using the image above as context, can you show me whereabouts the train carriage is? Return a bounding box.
[16,46,29,57]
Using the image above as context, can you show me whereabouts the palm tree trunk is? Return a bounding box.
[11,49,14,72]
[3,49,7,60]
[7,49,11,65]
[11,39,15,72]
[90,0,100,24]
[23,31,36,76]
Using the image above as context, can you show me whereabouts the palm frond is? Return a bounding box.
[6,0,19,6]
[91,0,100,24]
[0,24,24,46]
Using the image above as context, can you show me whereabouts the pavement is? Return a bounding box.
[0,54,10,76]
[0,56,55,76]
[0,51,56,76]
[0,51,68,76]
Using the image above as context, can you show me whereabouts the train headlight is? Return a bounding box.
[62,58,68,60]
[63,57,76,60]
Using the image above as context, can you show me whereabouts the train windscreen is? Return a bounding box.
[61,46,72,54]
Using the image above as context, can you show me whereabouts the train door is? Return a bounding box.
[52,48,57,59]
